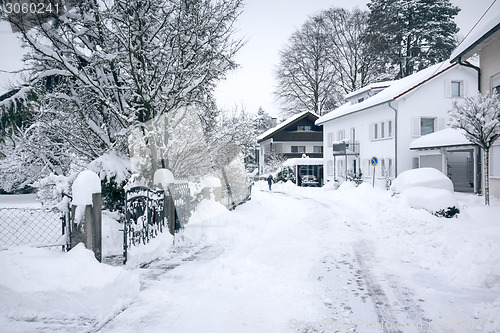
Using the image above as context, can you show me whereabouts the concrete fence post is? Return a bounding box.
[70,170,102,262]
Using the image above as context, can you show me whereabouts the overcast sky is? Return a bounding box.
[1,0,498,116]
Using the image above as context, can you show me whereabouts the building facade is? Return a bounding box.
[257,111,323,175]
[316,62,478,189]
[450,10,500,198]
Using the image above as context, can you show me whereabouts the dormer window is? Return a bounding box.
[297,125,312,131]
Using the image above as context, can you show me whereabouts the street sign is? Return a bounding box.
[370,156,378,167]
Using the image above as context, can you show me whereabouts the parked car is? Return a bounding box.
[301,175,319,187]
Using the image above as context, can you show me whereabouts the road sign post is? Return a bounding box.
[370,156,378,187]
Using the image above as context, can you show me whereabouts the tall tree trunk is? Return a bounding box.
[484,147,490,206]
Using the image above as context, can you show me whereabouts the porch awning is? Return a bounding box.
[410,128,475,150]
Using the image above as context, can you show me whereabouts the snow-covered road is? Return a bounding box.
[2,181,499,332]
[97,182,499,333]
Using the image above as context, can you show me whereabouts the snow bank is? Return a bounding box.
[125,232,174,267]
[0,244,139,325]
[391,167,454,193]
[400,186,458,213]
[102,211,124,257]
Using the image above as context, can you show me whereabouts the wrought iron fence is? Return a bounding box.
[123,180,253,263]
[0,207,69,250]
[124,186,166,249]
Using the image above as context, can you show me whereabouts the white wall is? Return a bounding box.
[321,64,477,184]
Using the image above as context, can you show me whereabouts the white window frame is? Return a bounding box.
[370,121,393,141]
[492,145,500,178]
[492,72,500,96]
[445,80,466,98]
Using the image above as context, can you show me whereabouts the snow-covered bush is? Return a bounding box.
[89,152,131,214]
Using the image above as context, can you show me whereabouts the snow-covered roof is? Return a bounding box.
[344,80,395,100]
[316,62,457,125]
[450,2,500,61]
[257,111,320,143]
[409,128,474,150]
[283,157,324,166]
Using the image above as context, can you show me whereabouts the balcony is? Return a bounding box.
[332,142,360,156]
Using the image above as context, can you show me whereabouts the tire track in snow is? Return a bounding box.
[354,243,403,333]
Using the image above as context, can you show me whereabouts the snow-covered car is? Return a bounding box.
[391,168,459,218]
[301,175,319,187]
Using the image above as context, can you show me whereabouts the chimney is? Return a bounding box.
[271,117,277,127]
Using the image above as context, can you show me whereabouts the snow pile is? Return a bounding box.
[71,169,101,206]
[153,168,174,189]
[125,232,174,268]
[409,128,471,149]
[399,186,458,214]
[0,244,139,327]
[391,168,457,216]
[391,167,454,193]
[102,211,124,257]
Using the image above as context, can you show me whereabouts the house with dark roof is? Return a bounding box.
[316,61,478,190]
[450,7,500,198]
[257,111,323,181]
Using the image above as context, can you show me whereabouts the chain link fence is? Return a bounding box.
[0,208,68,250]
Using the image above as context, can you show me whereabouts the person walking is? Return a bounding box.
[267,174,273,190]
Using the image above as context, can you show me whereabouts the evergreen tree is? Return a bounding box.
[366,0,460,78]
[254,107,273,135]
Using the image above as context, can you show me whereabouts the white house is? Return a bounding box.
[450,7,500,198]
[316,61,478,190]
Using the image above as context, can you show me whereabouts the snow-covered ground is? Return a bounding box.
[1,181,499,332]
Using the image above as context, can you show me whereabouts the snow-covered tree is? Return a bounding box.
[0,0,243,192]
[321,7,386,94]
[275,16,338,117]
[254,107,273,135]
[275,7,383,116]
[366,0,460,78]
[449,91,500,205]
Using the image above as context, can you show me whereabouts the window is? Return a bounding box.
[420,117,435,136]
[327,132,333,147]
[446,80,465,97]
[492,73,500,96]
[371,121,393,141]
[388,159,393,178]
[350,128,356,143]
[451,81,462,97]
[291,146,305,153]
[492,146,500,177]
[313,146,323,153]
[358,98,364,103]
[337,129,345,141]
[297,125,312,131]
